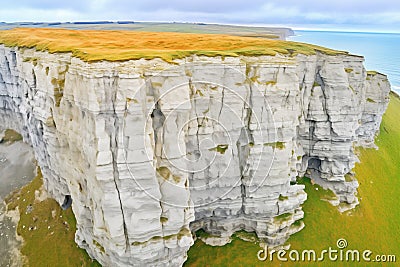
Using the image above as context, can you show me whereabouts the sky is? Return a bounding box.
[1,0,400,33]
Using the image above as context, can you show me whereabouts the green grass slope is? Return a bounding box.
[186,92,400,266]
[5,169,100,267]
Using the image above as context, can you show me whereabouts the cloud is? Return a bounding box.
[1,0,400,31]
[101,0,268,13]
[3,0,91,11]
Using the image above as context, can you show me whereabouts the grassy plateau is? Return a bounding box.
[0,28,346,63]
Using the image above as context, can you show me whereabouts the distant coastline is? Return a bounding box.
[290,30,400,95]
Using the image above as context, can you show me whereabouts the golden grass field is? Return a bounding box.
[0,28,346,62]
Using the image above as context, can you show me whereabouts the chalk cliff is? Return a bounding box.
[0,45,390,266]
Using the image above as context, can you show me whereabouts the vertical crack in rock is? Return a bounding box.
[189,78,201,158]
[276,201,280,215]
[237,127,251,215]
[108,76,130,253]
[31,69,37,89]
[237,66,254,215]
[150,100,168,238]
[151,102,165,148]
[316,70,333,134]
[111,121,130,253]
[217,84,225,122]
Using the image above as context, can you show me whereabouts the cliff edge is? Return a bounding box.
[0,28,391,266]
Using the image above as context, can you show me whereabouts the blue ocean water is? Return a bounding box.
[289,30,400,95]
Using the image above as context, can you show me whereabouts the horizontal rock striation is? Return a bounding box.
[0,45,390,266]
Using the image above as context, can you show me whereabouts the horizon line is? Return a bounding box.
[1,20,399,35]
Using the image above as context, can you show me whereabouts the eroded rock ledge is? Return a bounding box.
[0,45,390,266]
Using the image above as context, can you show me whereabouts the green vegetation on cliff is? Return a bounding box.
[186,92,400,266]
[1,129,23,143]
[5,169,100,267]
[0,28,346,63]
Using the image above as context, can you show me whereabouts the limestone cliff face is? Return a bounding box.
[0,45,390,266]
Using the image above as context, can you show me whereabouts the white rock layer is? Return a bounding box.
[0,45,390,266]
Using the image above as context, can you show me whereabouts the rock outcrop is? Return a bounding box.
[0,45,390,266]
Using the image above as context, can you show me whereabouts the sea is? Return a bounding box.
[289,30,400,95]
